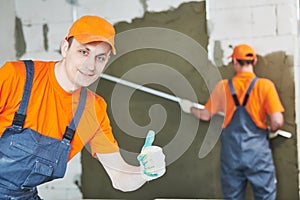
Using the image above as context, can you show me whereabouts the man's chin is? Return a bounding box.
[76,80,96,88]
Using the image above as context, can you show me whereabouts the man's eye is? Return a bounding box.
[80,50,88,55]
[96,56,106,62]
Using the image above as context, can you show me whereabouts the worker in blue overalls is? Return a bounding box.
[180,44,284,199]
[0,15,166,199]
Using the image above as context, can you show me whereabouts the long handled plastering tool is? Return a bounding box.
[100,73,292,139]
[100,73,204,109]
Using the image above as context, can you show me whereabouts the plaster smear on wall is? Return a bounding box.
[81,1,298,199]
[75,0,204,24]
[147,0,205,12]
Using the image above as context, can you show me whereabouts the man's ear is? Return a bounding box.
[232,58,238,65]
[253,57,258,65]
[61,39,69,57]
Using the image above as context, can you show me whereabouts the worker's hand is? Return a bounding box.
[269,131,279,139]
[137,130,166,181]
[268,126,279,139]
[179,99,193,113]
[267,126,292,139]
[267,126,279,139]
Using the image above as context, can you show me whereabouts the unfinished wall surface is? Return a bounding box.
[81,1,299,199]
[0,0,298,199]
[81,2,222,199]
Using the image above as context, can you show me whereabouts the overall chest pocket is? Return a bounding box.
[0,127,71,190]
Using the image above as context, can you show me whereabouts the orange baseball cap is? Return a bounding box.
[66,15,116,54]
[230,44,256,60]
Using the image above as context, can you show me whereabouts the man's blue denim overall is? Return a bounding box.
[221,77,276,200]
[0,60,87,199]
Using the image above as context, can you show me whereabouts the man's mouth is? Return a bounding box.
[78,70,94,77]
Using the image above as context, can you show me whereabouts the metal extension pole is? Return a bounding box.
[100,73,292,139]
[100,73,205,109]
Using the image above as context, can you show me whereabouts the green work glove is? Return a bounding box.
[137,130,166,181]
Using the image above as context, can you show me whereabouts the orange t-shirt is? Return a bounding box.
[0,61,119,160]
[205,72,284,129]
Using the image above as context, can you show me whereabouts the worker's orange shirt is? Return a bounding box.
[205,72,284,129]
[0,61,119,160]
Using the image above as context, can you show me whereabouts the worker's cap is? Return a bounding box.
[230,44,256,60]
[66,15,116,55]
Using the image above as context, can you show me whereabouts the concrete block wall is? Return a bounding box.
[9,0,203,62]
[206,0,298,65]
[0,0,16,64]
[14,0,73,61]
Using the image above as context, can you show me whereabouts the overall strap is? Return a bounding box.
[242,77,258,106]
[63,87,87,142]
[228,77,258,107]
[12,60,34,131]
[228,79,240,106]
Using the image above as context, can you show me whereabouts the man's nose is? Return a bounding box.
[84,57,96,71]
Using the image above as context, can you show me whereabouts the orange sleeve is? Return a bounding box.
[0,61,26,135]
[0,62,11,114]
[0,62,23,111]
[88,96,119,156]
[205,80,227,114]
[262,80,284,114]
[205,80,238,128]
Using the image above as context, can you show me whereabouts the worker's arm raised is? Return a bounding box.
[179,99,212,121]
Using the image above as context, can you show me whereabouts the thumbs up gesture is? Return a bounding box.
[137,130,166,181]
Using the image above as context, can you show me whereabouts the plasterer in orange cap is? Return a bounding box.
[180,44,284,200]
[0,15,165,199]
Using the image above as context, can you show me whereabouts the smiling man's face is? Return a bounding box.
[61,38,111,89]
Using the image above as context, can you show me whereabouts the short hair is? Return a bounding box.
[237,59,255,66]
[67,36,74,48]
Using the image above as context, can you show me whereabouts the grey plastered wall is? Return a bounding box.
[81,1,298,199]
